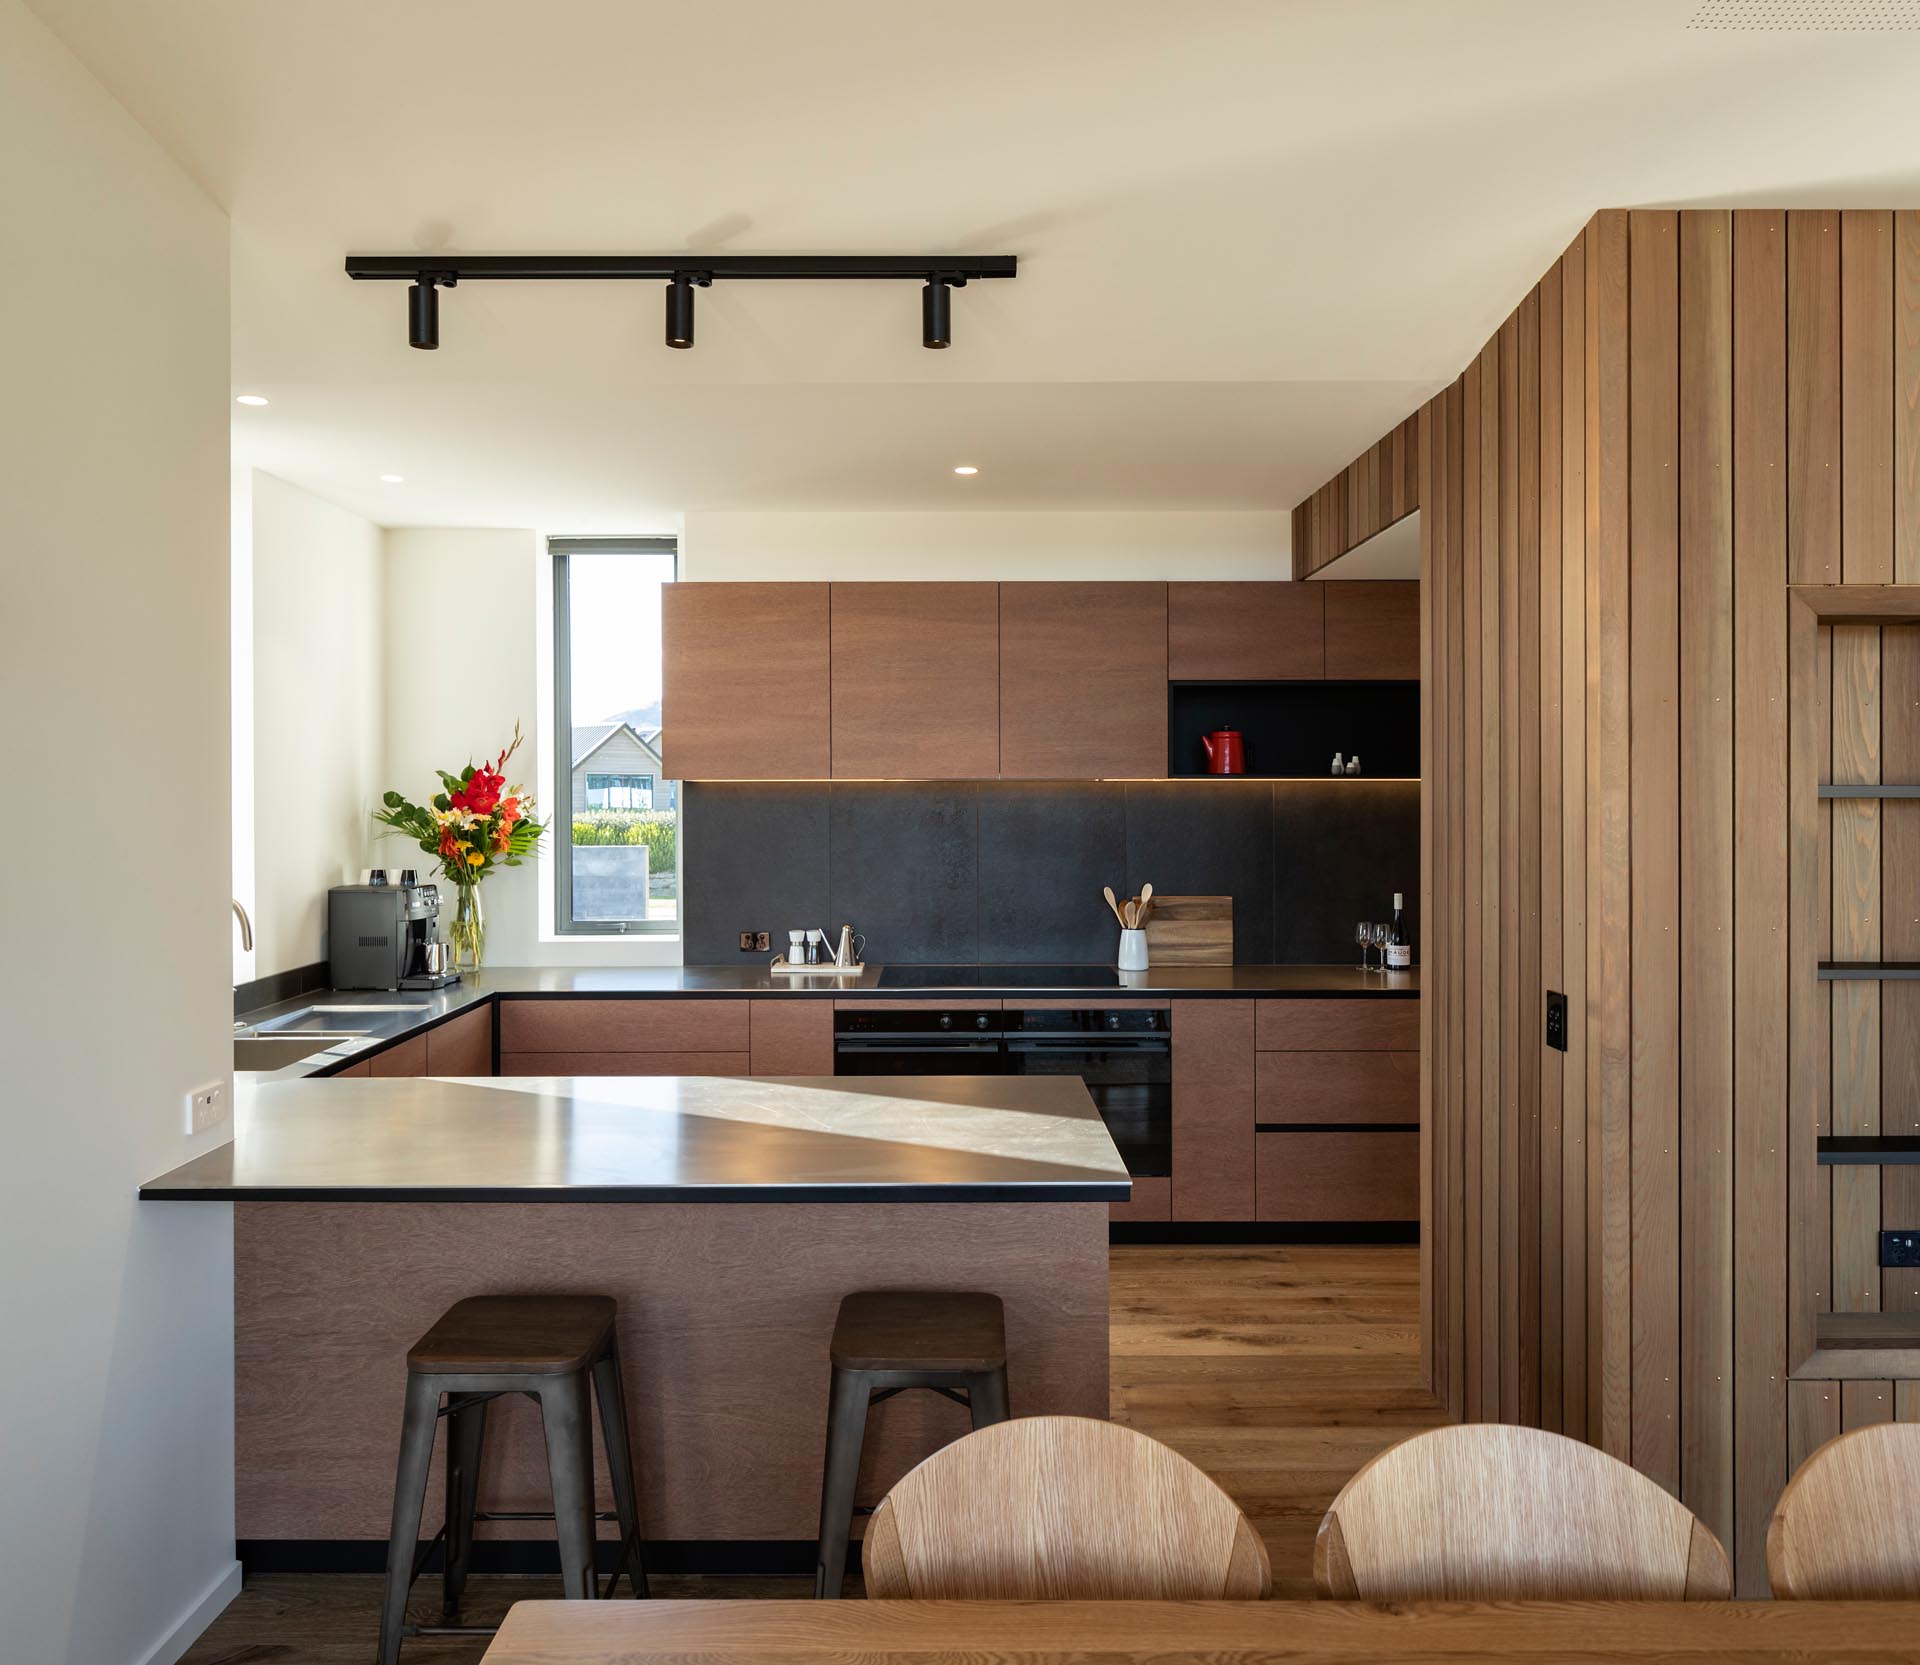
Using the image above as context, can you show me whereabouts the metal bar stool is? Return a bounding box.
[376,1294,649,1665]
[815,1289,1011,1598]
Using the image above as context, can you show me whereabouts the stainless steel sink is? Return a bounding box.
[234,1034,359,1071]
[253,1002,425,1036]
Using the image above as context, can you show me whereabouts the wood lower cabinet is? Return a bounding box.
[496,996,750,1076]
[998,582,1168,780]
[369,1034,429,1077]
[747,999,833,1074]
[831,583,999,778]
[498,1051,751,1076]
[1256,998,1419,1052]
[1255,1050,1418,1125]
[662,582,830,779]
[1256,1130,1419,1221]
[1322,579,1419,680]
[498,997,748,1056]
[1170,999,1255,1220]
[1169,582,1324,680]
[425,1005,493,1076]
[1110,1174,1171,1223]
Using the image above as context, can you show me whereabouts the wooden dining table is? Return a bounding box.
[478,1595,1920,1663]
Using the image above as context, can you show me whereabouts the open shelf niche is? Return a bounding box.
[1166,680,1420,780]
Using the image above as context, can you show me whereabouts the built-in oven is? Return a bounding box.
[832,1007,1008,1076]
[1003,1008,1171,1181]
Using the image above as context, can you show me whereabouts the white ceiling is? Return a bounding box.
[28,0,1920,529]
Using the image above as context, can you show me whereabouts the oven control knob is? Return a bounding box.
[976,1013,991,1029]
[1106,1012,1120,1029]
[939,1013,953,1029]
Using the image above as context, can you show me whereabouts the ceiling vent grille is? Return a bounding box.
[1688,0,1920,26]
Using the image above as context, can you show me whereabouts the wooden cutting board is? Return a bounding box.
[1142,895,1233,966]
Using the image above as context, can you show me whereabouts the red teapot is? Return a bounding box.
[1201,729,1245,775]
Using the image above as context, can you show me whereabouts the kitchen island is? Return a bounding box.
[143,1073,1123,1571]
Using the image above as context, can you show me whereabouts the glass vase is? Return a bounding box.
[450,881,485,974]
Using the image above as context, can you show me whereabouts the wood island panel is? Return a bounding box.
[234,1200,1108,1544]
[998,582,1168,779]
[497,997,748,1055]
[425,1004,493,1077]
[830,582,999,779]
[1168,582,1324,680]
[662,582,830,779]
[747,999,833,1075]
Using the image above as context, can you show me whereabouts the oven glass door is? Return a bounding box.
[1005,1036,1171,1178]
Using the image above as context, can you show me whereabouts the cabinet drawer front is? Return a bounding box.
[1255,1051,1417,1126]
[1255,999,1418,1052]
[1109,1175,1171,1223]
[498,1052,751,1077]
[1256,1130,1418,1221]
[497,998,749,1054]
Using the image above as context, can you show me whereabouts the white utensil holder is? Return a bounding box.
[1117,928,1148,971]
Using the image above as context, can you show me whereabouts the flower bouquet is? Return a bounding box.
[373,724,547,971]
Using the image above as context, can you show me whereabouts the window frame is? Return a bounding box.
[551,536,680,936]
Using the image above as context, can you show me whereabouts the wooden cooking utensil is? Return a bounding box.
[1103,886,1127,927]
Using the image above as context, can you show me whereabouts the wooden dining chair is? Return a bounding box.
[1314,1424,1731,1601]
[1769,1421,1920,1599]
[861,1415,1271,1599]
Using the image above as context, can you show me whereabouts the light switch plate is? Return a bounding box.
[185,1079,228,1136]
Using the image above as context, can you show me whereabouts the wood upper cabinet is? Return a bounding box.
[1169,582,1324,680]
[662,583,830,779]
[830,583,999,778]
[1321,580,1419,680]
[998,583,1168,779]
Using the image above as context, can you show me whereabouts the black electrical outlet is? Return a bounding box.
[1882,1230,1920,1268]
[1545,990,1568,1053]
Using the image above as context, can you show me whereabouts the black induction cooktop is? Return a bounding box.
[877,964,1128,991]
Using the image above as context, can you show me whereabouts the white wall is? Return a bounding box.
[681,508,1291,581]
[249,471,386,976]
[0,2,238,1660]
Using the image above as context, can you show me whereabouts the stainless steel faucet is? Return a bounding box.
[232,898,253,953]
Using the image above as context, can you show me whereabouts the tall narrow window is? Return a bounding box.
[552,538,678,933]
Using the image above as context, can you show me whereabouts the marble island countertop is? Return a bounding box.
[141,1073,1131,1203]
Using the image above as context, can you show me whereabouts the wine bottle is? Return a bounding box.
[1386,893,1412,970]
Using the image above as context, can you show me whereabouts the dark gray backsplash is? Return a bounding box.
[683,780,1419,966]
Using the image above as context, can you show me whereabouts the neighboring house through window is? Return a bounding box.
[552,538,679,933]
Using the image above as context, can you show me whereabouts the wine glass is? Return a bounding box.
[1367,923,1388,972]
[1355,922,1372,971]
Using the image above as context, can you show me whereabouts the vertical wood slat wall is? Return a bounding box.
[1292,413,1422,577]
[1295,208,1920,1595]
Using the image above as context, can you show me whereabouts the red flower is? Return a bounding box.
[452,764,505,816]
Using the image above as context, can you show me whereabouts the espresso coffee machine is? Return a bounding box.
[328,880,459,992]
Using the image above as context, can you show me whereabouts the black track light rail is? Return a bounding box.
[344,254,1017,283]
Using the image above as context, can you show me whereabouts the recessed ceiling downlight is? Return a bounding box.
[235,394,269,406]
[954,465,979,476]
[379,474,405,483]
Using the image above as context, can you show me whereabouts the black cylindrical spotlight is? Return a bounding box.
[922,277,952,349]
[407,280,439,350]
[666,275,696,348]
